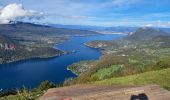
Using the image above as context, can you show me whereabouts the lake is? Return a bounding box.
[0,34,125,90]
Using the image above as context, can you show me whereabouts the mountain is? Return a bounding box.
[104,26,137,33]
[0,34,63,64]
[0,22,97,64]
[49,24,137,33]
[49,24,107,30]
[0,22,98,37]
[50,24,170,33]
[126,27,169,41]
[0,22,101,64]
[85,27,170,49]
[0,22,100,48]
[0,35,16,44]
[71,27,170,84]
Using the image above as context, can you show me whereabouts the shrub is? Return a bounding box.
[37,80,56,91]
[0,89,17,97]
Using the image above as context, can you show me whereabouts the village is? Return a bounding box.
[0,43,16,50]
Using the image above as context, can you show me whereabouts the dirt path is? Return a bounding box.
[40,84,170,100]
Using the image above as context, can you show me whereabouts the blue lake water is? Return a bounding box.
[0,34,125,90]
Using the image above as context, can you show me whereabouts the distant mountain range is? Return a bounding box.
[49,24,137,33]
[0,22,100,64]
[0,35,16,44]
[1,22,170,64]
[0,22,98,37]
[0,22,100,48]
[86,27,170,49]
[49,24,107,31]
[50,24,170,34]
[0,22,169,46]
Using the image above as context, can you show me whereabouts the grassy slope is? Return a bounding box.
[0,81,57,100]
[95,68,170,89]
[0,92,43,100]
[91,65,123,80]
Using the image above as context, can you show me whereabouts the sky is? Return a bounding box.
[0,0,170,27]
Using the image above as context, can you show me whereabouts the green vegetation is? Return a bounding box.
[0,35,64,64]
[150,56,170,70]
[1,27,170,98]
[68,60,95,75]
[91,65,124,80]
[128,58,139,64]
[70,54,170,84]
[37,80,56,91]
[0,90,42,100]
[0,46,63,64]
[0,81,61,100]
[67,28,170,86]
[95,68,170,90]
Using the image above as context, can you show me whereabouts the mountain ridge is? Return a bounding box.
[0,22,99,36]
[126,27,169,41]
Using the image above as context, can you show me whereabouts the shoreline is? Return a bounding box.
[0,52,64,65]
[0,34,121,90]
[67,67,79,76]
[66,42,104,77]
[84,42,100,49]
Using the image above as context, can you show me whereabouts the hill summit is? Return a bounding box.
[127,27,169,41]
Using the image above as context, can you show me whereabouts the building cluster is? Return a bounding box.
[0,43,16,50]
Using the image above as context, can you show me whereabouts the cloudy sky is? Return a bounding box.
[0,0,170,27]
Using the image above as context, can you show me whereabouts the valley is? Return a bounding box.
[67,28,170,88]
[1,1,170,100]
[0,33,124,90]
[0,28,170,98]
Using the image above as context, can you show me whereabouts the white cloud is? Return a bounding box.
[0,1,142,25]
[145,24,153,27]
[144,20,170,28]
[0,3,44,24]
